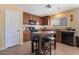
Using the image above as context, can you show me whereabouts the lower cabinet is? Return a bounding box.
[23,31,31,42]
[76,36,79,47]
[56,31,61,42]
[56,31,75,46]
[61,32,74,46]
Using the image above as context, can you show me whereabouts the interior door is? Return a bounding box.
[5,9,20,48]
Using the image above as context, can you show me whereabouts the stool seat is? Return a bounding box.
[48,37,55,40]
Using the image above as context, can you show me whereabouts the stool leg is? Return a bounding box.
[36,42,38,54]
[50,43,52,55]
[43,45,45,55]
[38,42,40,54]
[32,41,34,53]
[54,40,56,50]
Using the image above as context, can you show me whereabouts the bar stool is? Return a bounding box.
[40,37,52,55]
[31,33,39,54]
[46,34,56,50]
[49,36,56,50]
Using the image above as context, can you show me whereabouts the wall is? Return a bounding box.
[49,8,79,36]
[0,4,23,49]
[49,9,76,29]
[73,8,79,36]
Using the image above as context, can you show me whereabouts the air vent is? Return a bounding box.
[46,4,52,8]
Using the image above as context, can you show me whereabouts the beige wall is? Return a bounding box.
[72,8,79,36]
[49,9,75,29]
[0,4,23,49]
[49,8,79,36]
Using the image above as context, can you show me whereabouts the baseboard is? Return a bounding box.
[19,42,24,45]
[0,43,24,51]
[0,47,6,51]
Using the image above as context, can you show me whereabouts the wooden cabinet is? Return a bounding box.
[23,12,35,24]
[23,31,31,42]
[56,31,61,42]
[23,12,30,24]
[23,12,42,25]
[23,12,50,25]
[41,16,49,25]
[39,17,43,25]
[56,31,75,46]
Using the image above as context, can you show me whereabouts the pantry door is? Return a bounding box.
[5,9,20,48]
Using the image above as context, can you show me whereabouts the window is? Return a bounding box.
[51,17,67,26]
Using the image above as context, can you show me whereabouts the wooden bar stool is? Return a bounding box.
[45,33,56,50]
[31,33,39,54]
[40,37,52,55]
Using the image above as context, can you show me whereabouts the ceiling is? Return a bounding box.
[16,4,79,17]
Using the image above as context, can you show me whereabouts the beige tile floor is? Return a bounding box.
[0,41,79,55]
[53,42,79,55]
[0,41,31,55]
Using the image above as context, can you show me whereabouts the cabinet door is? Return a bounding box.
[23,31,30,42]
[56,31,61,42]
[23,13,30,24]
[39,17,43,25]
[42,17,48,25]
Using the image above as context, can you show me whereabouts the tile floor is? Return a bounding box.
[0,41,31,55]
[0,41,79,55]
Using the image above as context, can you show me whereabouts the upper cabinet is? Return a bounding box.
[23,12,30,24]
[38,17,42,25]
[23,12,41,25]
[23,12,49,25]
[41,16,49,25]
